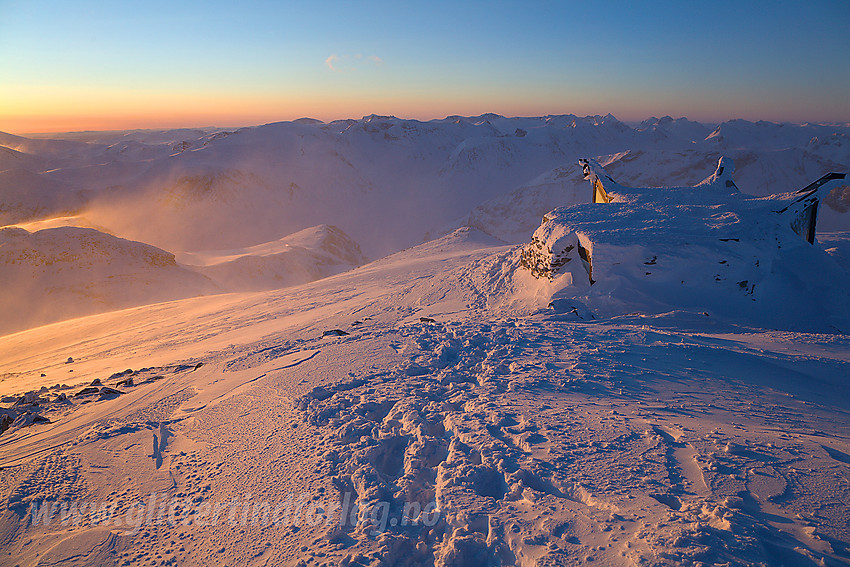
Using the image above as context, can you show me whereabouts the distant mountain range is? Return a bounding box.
[1,114,848,334]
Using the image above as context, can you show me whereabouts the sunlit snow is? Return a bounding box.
[1,115,849,566]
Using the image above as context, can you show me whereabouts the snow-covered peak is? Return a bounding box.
[176,224,366,292]
[517,159,850,332]
[637,116,713,143]
[695,156,739,191]
[703,119,850,151]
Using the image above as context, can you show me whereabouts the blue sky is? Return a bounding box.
[1,0,848,131]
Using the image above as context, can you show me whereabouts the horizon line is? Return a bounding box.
[6,113,850,138]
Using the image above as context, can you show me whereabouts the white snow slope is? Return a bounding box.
[0,227,220,336]
[177,224,367,292]
[0,116,849,567]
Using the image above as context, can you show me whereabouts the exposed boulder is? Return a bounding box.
[74,387,100,397]
[322,329,350,337]
[13,412,50,427]
[99,387,123,398]
[13,391,44,406]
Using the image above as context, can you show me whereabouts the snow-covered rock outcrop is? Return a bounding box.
[519,158,850,332]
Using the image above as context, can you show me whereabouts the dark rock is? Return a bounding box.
[419,317,436,323]
[66,357,74,364]
[404,365,432,377]
[116,377,134,387]
[307,386,333,401]
[109,369,134,380]
[99,387,123,397]
[322,329,350,337]
[11,412,50,428]
[0,411,14,434]
[14,392,43,406]
[74,387,100,397]
[90,379,102,386]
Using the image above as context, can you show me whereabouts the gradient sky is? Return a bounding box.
[1,0,848,133]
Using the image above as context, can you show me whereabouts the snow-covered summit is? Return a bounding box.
[637,116,713,144]
[518,158,850,332]
[704,119,850,151]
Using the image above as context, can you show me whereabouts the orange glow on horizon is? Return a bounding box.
[1,84,638,134]
[4,85,829,134]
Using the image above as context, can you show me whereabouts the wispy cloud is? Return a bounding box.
[325,53,384,72]
[325,54,342,71]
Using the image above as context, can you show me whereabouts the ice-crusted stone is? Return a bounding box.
[74,387,100,397]
[13,391,44,406]
[11,411,50,429]
[520,220,593,284]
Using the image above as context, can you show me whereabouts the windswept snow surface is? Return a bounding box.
[1,224,849,566]
[0,226,219,335]
[177,224,367,292]
[1,116,849,565]
[0,221,366,332]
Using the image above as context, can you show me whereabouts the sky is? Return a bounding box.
[1,0,848,133]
